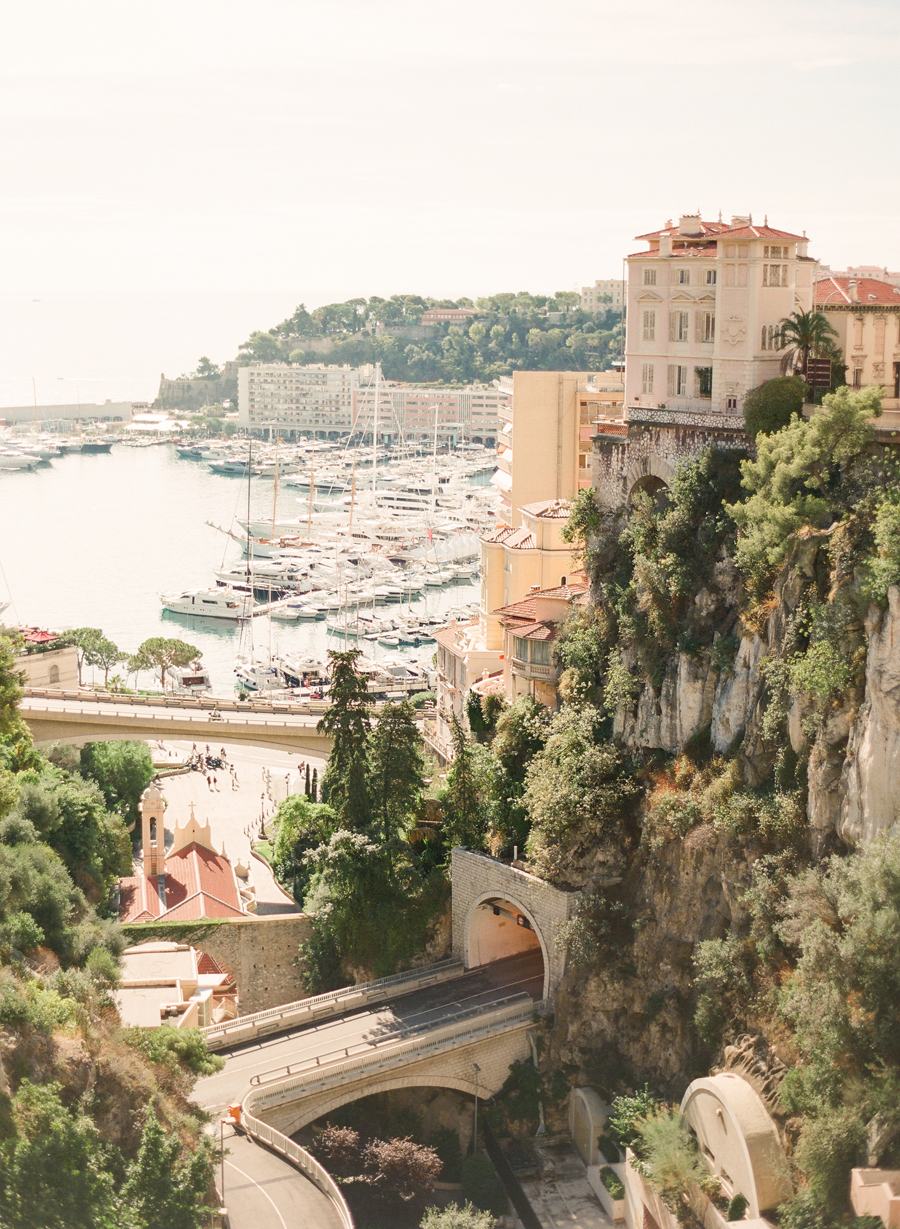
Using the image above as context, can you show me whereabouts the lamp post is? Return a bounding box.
[473,1062,482,1153]
[220,1117,225,1204]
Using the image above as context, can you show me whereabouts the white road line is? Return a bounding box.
[224,1158,289,1229]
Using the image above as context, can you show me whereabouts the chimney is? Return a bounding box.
[730,215,750,227]
[847,280,859,303]
[659,235,672,257]
[678,214,702,236]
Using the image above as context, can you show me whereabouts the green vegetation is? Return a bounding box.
[237,291,623,381]
[421,1203,494,1229]
[310,1123,442,1228]
[129,637,201,689]
[460,1152,508,1217]
[743,376,807,439]
[79,741,154,828]
[600,1166,625,1199]
[776,309,840,381]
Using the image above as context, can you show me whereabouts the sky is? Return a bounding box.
[0,0,898,406]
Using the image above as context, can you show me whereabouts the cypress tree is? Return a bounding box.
[368,700,425,844]
[305,763,311,798]
[317,650,372,828]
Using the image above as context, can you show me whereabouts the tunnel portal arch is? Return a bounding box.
[464,892,548,1001]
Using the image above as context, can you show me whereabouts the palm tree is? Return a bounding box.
[777,309,839,379]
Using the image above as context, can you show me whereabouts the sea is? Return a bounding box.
[0,443,484,694]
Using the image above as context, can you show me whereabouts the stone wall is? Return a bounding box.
[450,848,580,1000]
[124,914,313,1014]
[592,417,748,509]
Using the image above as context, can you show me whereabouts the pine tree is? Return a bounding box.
[317,650,372,828]
[441,715,486,850]
[368,700,425,843]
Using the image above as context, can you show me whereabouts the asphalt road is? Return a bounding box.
[195,950,544,1116]
[217,1127,345,1229]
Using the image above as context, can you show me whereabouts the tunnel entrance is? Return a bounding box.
[466,896,545,999]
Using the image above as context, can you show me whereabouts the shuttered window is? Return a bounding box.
[667,365,688,396]
[669,311,689,342]
[642,310,656,341]
[641,363,654,394]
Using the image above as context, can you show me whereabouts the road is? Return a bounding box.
[195,951,544,1116]
[217,1127,345,1229]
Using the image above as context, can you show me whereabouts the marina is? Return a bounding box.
[0,434,492,697]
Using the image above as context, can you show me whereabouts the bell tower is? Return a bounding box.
[139,785,166,878]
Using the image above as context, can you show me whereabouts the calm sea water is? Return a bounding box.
[0,444,480,693]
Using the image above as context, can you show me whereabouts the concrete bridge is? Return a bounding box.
[19,687,334,758]
[191,850,580,1227]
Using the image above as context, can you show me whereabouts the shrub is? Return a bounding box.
[427,1126,463,1183]
[726,1192,749,1221]
[597,1132,620,1163]
[600,1166,624,1199]
[420,1202,494,1229]
[460,1153,507,1217]
[607,1085,661,1151]
[123,1025,225,1077]
[743,376,806,439]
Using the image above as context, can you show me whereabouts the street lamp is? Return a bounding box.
[473,1062,482,1153]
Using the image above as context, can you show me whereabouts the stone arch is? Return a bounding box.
[259,1075,485,1138]
[48,665,60,685]
[625,452,676,504]
[464,890,550,1001]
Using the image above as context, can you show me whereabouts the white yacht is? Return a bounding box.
[161,586,254,620]
[164,662,213,694]
[0,450,40,470]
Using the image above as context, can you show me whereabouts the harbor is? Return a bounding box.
[0,434,492,697]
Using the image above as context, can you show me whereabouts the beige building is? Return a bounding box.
[115,940,237,1029]
[493,581,587,708]
[352,381,504,446]
[817,275,900,407]
[12,630,78,689]
[494,370,624,520]
[626,213,814,416]
[581,278,625,313]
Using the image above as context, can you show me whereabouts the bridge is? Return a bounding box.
[19,687,334,757]
[190,850,580,1227]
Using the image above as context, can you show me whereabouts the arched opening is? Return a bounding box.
[466,895,546,999]
[48,665,60,685]
[628,473,670,510]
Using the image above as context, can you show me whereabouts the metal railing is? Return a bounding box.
[22,687,394,718]
[239,1110,355,1229]
[201,959,463,1049]
[247,991,529,1087]
[246,996,534,1117]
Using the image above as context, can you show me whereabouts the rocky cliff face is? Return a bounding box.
[606,532,899,851]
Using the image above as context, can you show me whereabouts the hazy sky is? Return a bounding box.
[1,0,898,405]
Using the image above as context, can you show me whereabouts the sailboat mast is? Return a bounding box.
[372,361,380,493]
[31,377,39,436]
[349,453,356,532]
[307,448,315,536]
[271,433,279,537]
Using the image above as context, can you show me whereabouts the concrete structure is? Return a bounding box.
[850,1168,900,1227]
[13,637,78,689]
[450,847,580,1002]
[237,363,370,438]
[115,940,236,1029]
[119,789,255,923]
[494,370,624,519]
[581,278,625,313]
[680,1073,792,1217]
[492,580,588,708]
[352,381,503,446]
[570,1086,609,1167]
[817,275,900,407]
[420,307,479,325]
[0,401,134,426]
[19,688,334,757]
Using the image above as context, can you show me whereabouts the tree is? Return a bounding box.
[0,630,24,739]
[130,637,201,690]
[317,650,372,829]
[421,1202,494,1229]
[362,1135,441,1203]
[237,330,285,363]
[271,794,337,902]
[743,376,807,438]
[84,635,124,686]
[194,356,220,378]
[727,384,882,575]
[79,741,154,828]
[440,716,487,850]
[460,1153,507,1217]
[777,309,839,379]
[367,700,424,843]
[59,627,102,687]
[117,1109,214,1229]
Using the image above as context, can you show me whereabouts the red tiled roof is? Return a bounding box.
[635,221,730,241]
[481,524,536,549]
[521,499,572,519]
[627,245,719,258]
[493,582,587,621]
[713,224,806,240]
[508,621,556,641]
[432,619,480,651]
[19,627,58,644]
[118,842,245,924]
[816,276,900,307]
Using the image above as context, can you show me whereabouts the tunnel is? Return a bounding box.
[466,896,546,1000]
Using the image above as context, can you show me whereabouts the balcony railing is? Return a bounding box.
[511,657,557,681]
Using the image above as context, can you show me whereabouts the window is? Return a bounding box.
[764,244,789,259]
[853,368,863,388]
[695,366,713,397]
[641,362,655,394]
[643,268,657,285]
[763,264,788,287]
[48,665,60,684]
[532,639,551,665]
[667,364,688,396]
[696,311,715,343]
[706,269,717,285]
[642,309,656,341]
[761,324,781,351]
[726,394,738,411]
[669,310,690,342]
[678,269,691,285]
[514,636,528,661]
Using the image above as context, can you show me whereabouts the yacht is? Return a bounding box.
[160,586,254,620]
[0,450,40,470]
[165,663,213,695]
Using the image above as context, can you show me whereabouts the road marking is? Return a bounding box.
[225,1158,289,1229]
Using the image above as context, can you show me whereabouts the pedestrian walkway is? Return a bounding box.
[218,1127,344,1229]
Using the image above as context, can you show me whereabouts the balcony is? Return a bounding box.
[511,657,558,682]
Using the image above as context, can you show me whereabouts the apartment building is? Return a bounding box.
[352,382,504,446]
[492,581,588,708]
[817,276,900,407]
[494,370,624,520]
[237,363,370,438]
[626,214,815,417]
[581,278,625,313]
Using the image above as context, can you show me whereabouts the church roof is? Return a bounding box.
[118,842,245,924]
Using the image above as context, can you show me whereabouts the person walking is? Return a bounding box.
[213,775,219,791]
[207,774,213,791]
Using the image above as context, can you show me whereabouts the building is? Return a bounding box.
[581,279,625,313]
[494,370,624,520]
[352,381,504,446]
[237,363,371,438]
[492,580,588,708]
[118,788,256,923]
[0,401,135,426]
[12,629,79,689]
[432,620,503,752]
[625,213,814,416]
[115,940,237,1029]
[419,307,479,325]
[819,263,900,289]
[816,276,900,406]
